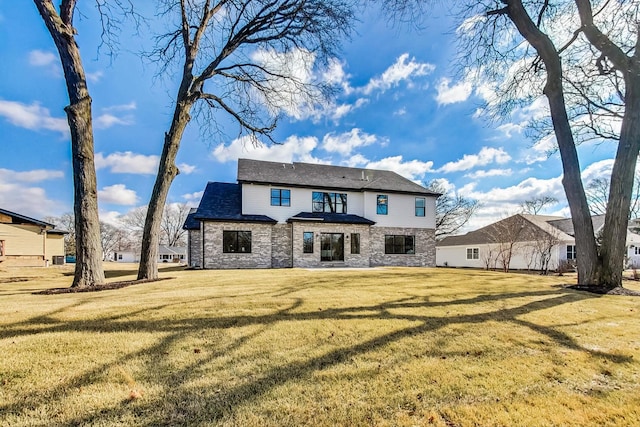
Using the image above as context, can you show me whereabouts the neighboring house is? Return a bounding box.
[184,159,439,269]
[436,213,640,271]
[112,245,186,264]
[0,208,67,267]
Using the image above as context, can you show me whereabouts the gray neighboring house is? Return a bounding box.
[184,159,440,269]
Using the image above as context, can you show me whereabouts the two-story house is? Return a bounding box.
[184,159,439,269]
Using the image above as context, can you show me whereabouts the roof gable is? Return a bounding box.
[0,207,54,228]
[237,159,439,196]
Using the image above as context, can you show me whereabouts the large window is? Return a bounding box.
[223,231,252,253]
[271,188,291,206]
[303,232,314,254]
[466,248,479,260]
[567,245,576,260]
[385,235,415,254]
[351,233,360,254]
[415,197,426,217]
[312,192,347,213]
[376,195,388,215]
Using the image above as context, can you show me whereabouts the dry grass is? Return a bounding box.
[1,264,640,426]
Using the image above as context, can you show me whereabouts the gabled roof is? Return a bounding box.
[186,182,276,225]
[437,214,574,247]
[237,159,439,196]
[0,208,55,228]
[547,214,605,236]
[288,212,376,225]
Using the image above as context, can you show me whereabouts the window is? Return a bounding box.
[223,231,252,253]
[271,188,291,206]
[376,195,388,215]
[635,247,640,256]
[303,232,314,254]
[118,254,123,260]
[567,245,576,260]
[466,248,479,260]
[351,233,360,254]
[385,235,415,254]
[0,240,4,256]
[415,197,425,217]
[312,192,347,213]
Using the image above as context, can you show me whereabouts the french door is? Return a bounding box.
[320,233,344,261]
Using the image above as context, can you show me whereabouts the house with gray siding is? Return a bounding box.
[184,159,439,269]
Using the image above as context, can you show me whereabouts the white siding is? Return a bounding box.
[242,184,365,223]
[242,183,436,228]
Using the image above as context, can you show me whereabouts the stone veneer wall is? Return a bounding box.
[369,226,436,267]
[291,222,371,268]
[202,221,272,269]
[271,223,293,268]
[187,228,202,268]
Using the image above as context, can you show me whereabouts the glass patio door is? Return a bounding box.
[320,233,344,261]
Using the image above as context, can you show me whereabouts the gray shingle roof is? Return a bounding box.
[185,182,276,226]
[237,159,439,196]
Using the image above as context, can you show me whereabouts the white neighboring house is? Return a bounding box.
[112,245,186,264]
[184,159,440,269]
[437,213,640,271]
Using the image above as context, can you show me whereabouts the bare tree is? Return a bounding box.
[490,215,527,273]
[383,0,640,291]
[587,173,640,219]
[425,179,479,239]
[161,203,190,247]
[137,0,355,280]
[520,196,558,215]
[100,222,129,261]
[480,246,498,270]
[34,1,105,287]
[44,212,76,255]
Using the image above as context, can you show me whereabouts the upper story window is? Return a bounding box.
[271,188,291,206]
[376,195,388,215]
[312,192,347,213]
[415,197,425,217]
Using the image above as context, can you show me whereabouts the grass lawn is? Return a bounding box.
[1,264,640,426]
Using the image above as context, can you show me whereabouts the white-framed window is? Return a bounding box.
[567,245,577,260]
[466,248,479,260]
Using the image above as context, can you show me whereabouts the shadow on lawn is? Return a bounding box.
[1,285,633,426]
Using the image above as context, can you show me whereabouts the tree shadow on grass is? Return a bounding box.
[1,285,634,426]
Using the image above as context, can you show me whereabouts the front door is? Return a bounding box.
[320,233,344,262]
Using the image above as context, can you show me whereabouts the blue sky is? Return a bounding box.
[0,3,619,230]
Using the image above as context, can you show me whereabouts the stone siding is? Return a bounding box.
[202,221,272,269]
[369,226,436,267]
[187,229,202,268]
[291,223,371,268]
[271,224,293,268]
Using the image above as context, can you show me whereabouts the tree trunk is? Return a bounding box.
[597,78,640,288]
[34,0,105,287]
[137,101,191,280]
[505,0,599,285]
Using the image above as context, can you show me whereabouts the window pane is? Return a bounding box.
[405,235,415,254]
[238,231,252,253]
[415,198,425,217]
[223,231,237,253]
[303,232,314,253]
[351,233,360,254]
[282,189,291,206]
[377,195,388,215]
[385,235,394,254]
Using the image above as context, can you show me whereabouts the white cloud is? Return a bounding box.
[322,128,378,156]
[86,70,104,83]
[394,108,407,116]
[0,168,64,183]
[94,113,134,129]
[435,78,473,105]
[178,163,197,175]
[103,102,137,112]
[465,168,513,179]
[365,156,434,182]
[0,100,68,136]
[99,184,138,205]
[183,191,204,202]
[28,50,57,67]
[439,147,511,173]
[212,135,321,164]
[362,53,435,95]
[0,168,64,218]
[95,151,159,175]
